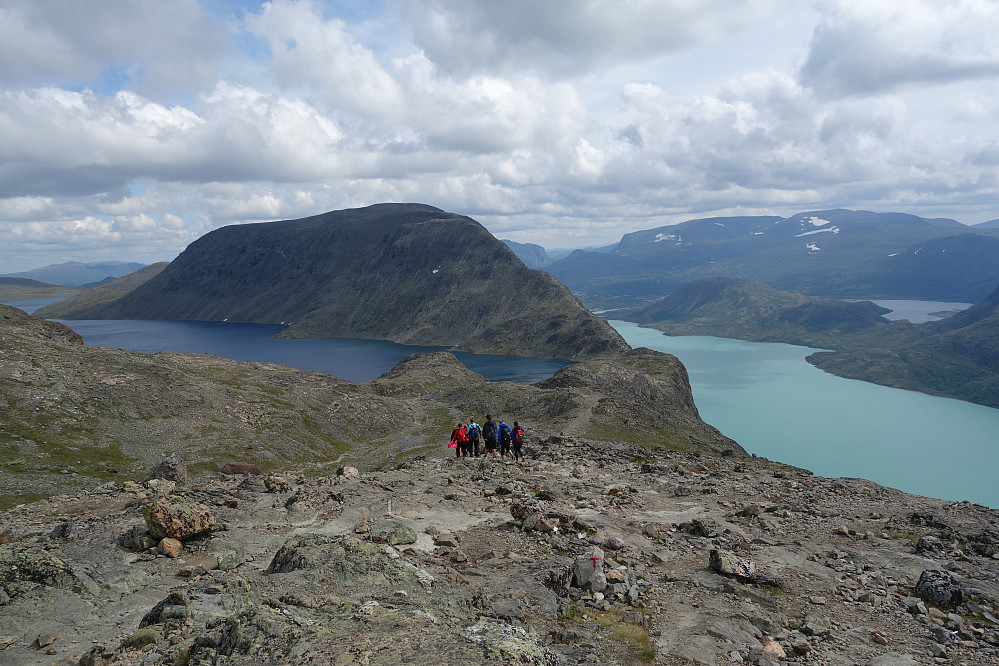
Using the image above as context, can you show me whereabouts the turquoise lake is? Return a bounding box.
[610,320,999,509]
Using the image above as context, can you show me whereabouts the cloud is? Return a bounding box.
[0,0,228,96]
[800,0,999,97]
[405,0,779,77]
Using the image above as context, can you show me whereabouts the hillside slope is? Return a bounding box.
[33,262,169,319]
[73,204,627,360]
[0,303,733,506]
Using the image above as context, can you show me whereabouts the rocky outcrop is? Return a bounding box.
[60,203,629,360]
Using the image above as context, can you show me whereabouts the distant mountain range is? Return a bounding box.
[1,261,147,286]
[547,209,999,306]
[51,204,628,361]
[617,277,999,408]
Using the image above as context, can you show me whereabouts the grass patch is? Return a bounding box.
[609,623,655,663]
[0,493,50,511]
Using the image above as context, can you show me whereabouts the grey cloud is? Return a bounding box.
[405,0,778,77]
[799,1,999,97]
[0,0,228,96]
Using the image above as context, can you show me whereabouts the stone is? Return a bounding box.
[572,547,607,593]
[143,452,188,485]
[337,466,360,479]
[158,537,182,558]
[642,523,669,540]
[139,592,192,629]
[220,462,261,475]
[605,568,627,584]
[36,632,57,648]
[761,639,785,658]
[434,533,460,548]
[388,526,418,546]
[0,636,14,649]
[217,549,242,570]
[709,549,756,579]
[604,536,626,551]
[124,626,160,648]
[511,498,547,520]
[264,474,292,492]
[864,654,918,666]
[354,519,371,534]
[142,497,218,541]
[915,569,963,608]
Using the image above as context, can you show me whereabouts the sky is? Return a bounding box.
[2,0,999,273]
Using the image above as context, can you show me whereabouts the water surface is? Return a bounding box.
[611,320,999,508]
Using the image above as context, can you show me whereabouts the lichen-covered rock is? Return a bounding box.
[264,474,292,493]
[0,545,77,591]
[139,591,192,629]
[141,497,217,541]
[143,452,188,485]
[709,549,757,579]
[465,618,562,665]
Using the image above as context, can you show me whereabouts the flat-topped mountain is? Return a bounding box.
[548,209,999,306]
[64,204,628,361]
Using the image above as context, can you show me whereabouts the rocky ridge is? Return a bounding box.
[0,303,734,507]
[0,440,997,665]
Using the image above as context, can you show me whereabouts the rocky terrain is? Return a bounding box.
[52,203,628,360]
[1,438,998,666]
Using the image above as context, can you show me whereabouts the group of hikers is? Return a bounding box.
[449,415,525,462]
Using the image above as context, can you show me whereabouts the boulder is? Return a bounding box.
[143,452,188,485]
[572,546,607,593]
[141,497,218,541]
[709,549,757,579]
[914,569,963,608]
[337,466,360,479]
[264,474,292,493]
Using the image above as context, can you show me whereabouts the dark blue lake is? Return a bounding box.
[51,318,571,385]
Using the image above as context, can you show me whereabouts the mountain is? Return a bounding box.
[502,239,550,268]
[33,262,169,319]
[1,260,147,286]
[68,204,628,360]
[616,277,895,346]
[975,218,999,229]
[547,209,999,305]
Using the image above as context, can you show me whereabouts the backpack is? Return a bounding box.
[499,424,512,445]
[512,427,523,444]
[466,423,481,440]
[485,422,497,440]
[457,427,469,443]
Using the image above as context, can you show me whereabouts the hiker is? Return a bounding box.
[498,420,512,461]
[512,421,525,463]
[466,417,482,457]
[483,414,498,458]
[449,422,468,458]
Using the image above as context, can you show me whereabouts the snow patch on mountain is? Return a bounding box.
[796,226,840,237]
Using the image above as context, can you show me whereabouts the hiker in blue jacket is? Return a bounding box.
[498,420,513,461]
[466,418,482,457]
[483,415,498,458]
